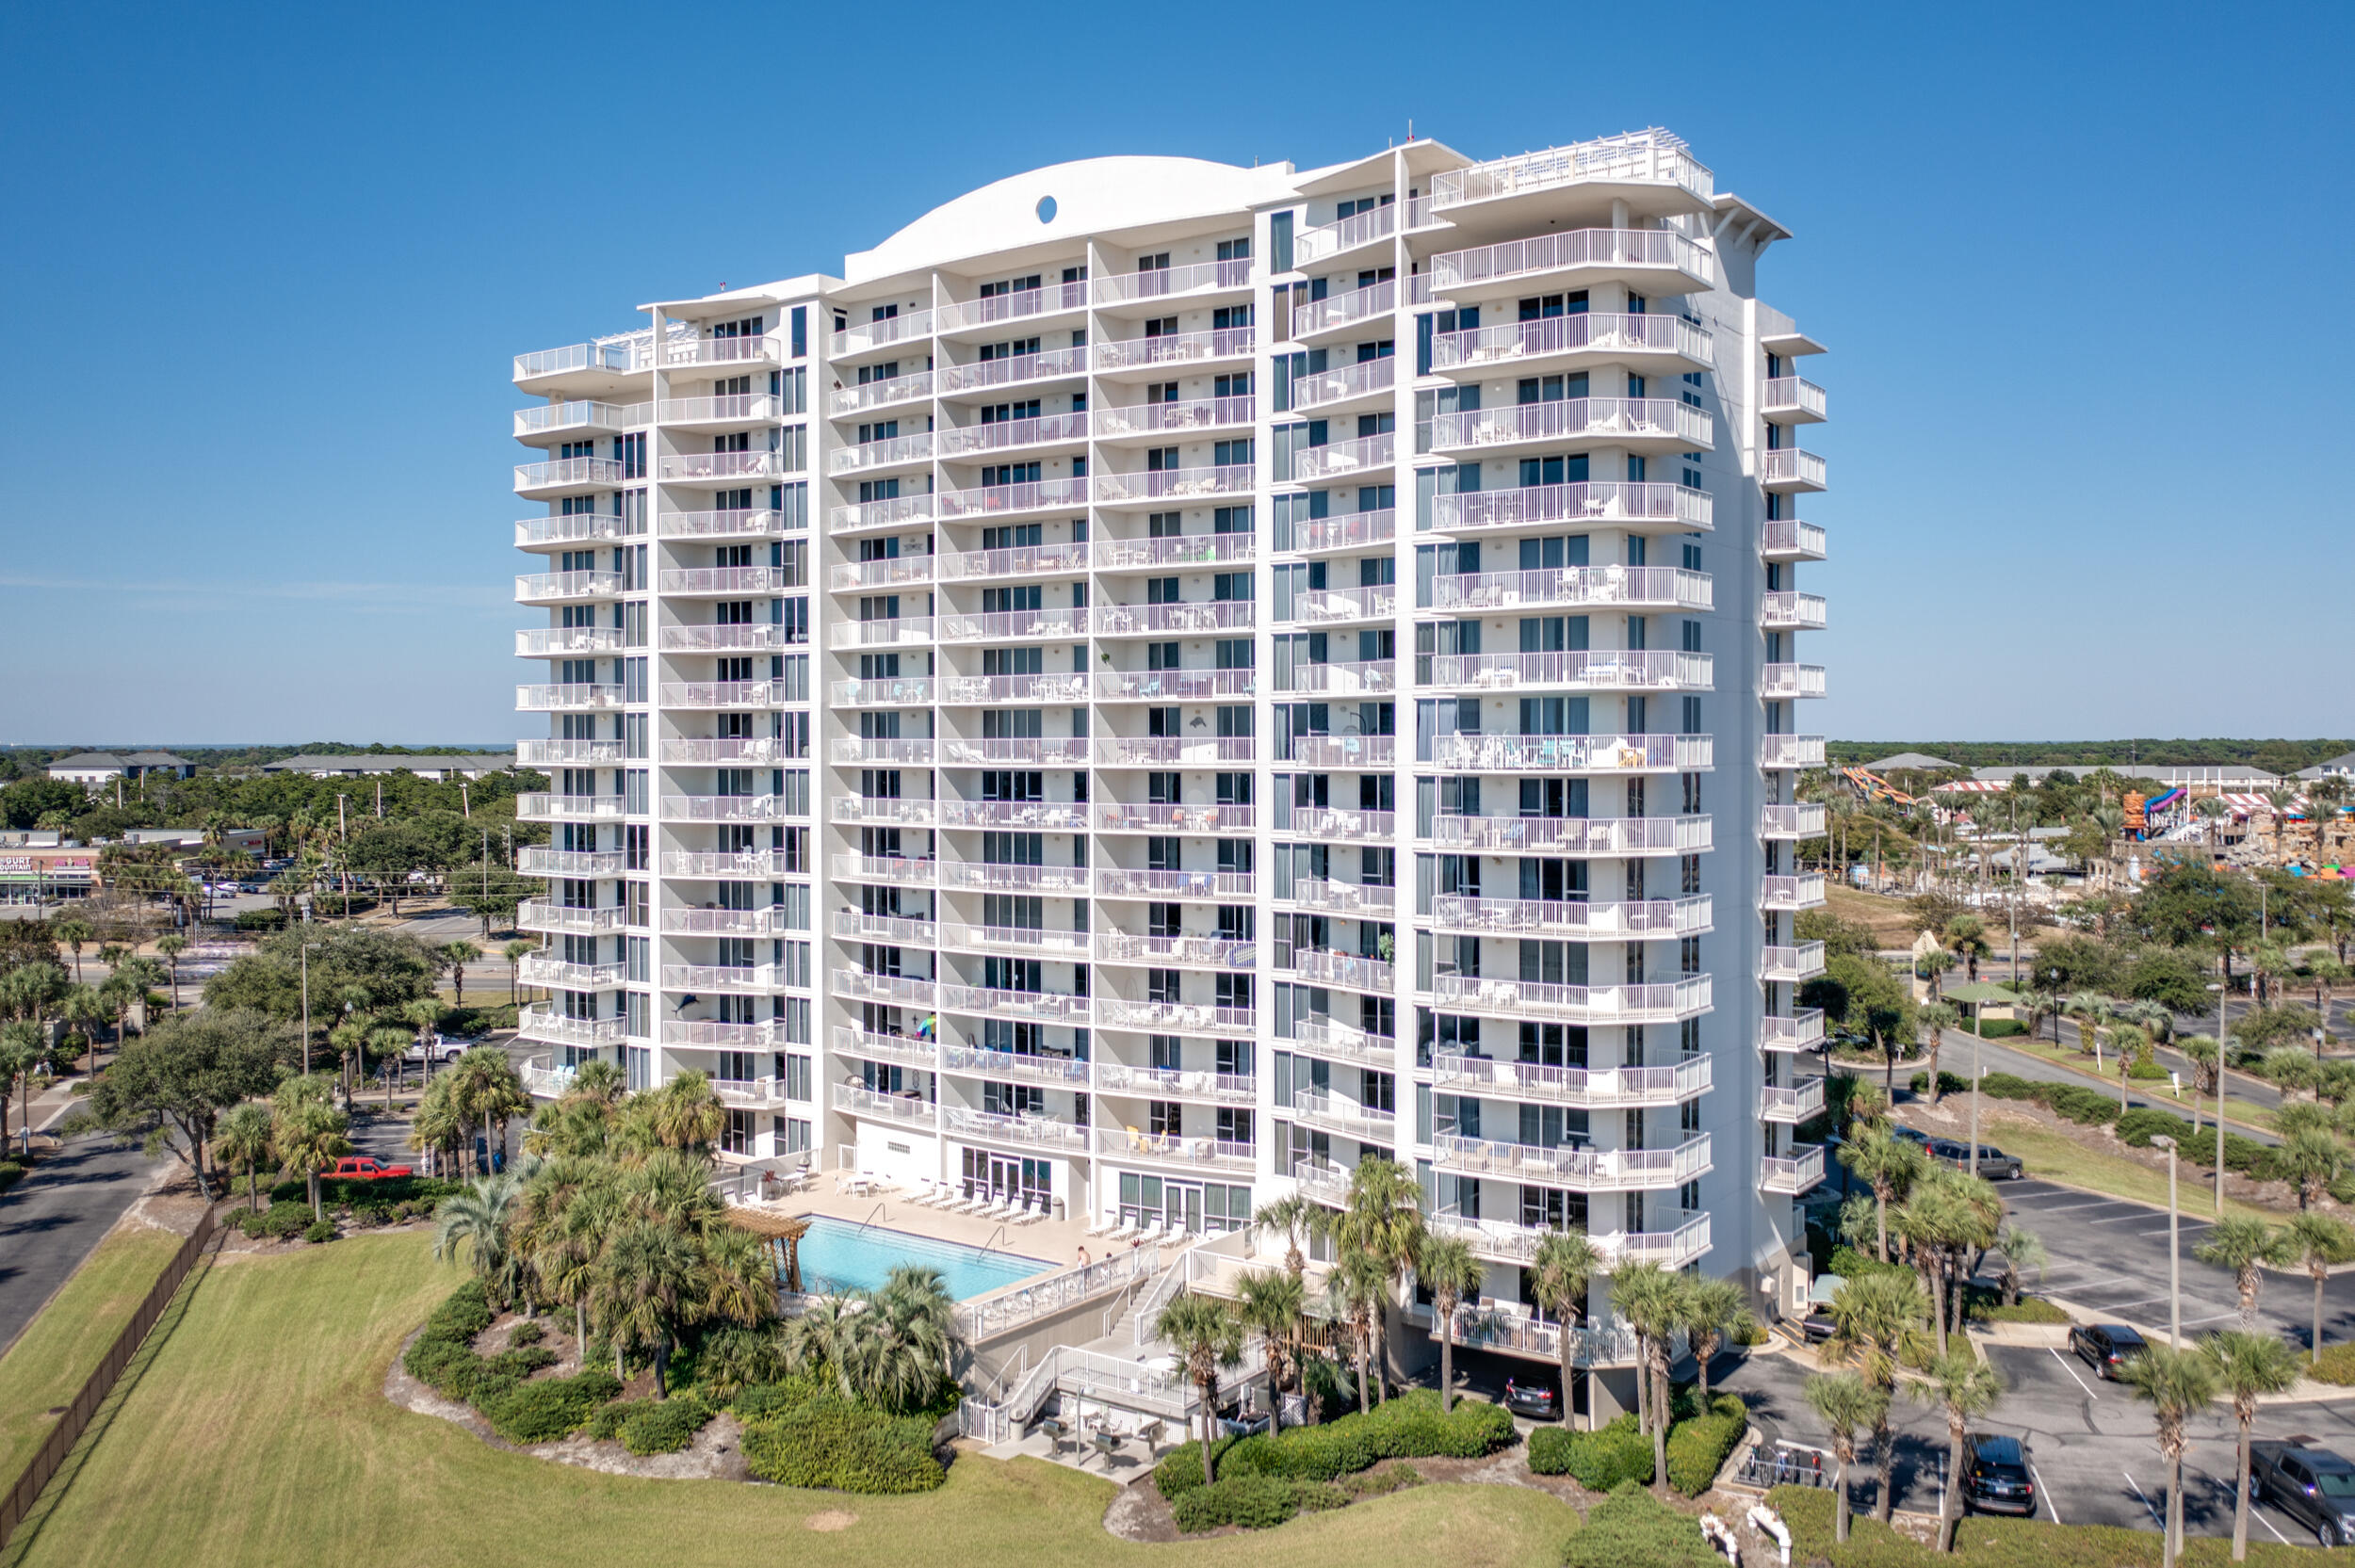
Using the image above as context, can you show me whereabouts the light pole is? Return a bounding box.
[2207,980,2227,1216]
[2152,1134,2182,1348]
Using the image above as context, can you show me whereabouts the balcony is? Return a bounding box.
[1760,664,1827,701]
[1429,397,1712,459]
[836,1083,940,1124]
[1093,396,1254,439]
[832,1026,937,1071]
[662,849,792,878]
[515,792,624,824]
[514,627,623,658]
[1293,432,1394,483]
[1430,732,1713,774]
[827,432,936,476]
[938,346,1088,395]
[941,922,1088,960]
[1762,591,1827,632]
[827,617,934,651]
[1431,480,1711,536]
[666,1017,787,1050]
[1285,510,1395,557]
[658,679,791,709]
[1094,866,1256,900]
[833,969,937,1010]
[1760,448,1828,493]
[515,1007,626,1049]
[517,900,625,936]
[1292,1017,1398,1070]
[656,392,781,428]
[515,513,628,550]
[939,861,1087,895]
[1762,872,1827,911]
[830,911,937,947]
[1433,563,1710,616]
[1431,973,1712,1026]
[936,412,1089,458]
[935,799,1083,831]
[515,682,625,713]
[659,334,780,371]
[665,907,797,939]
[1280,878,1394,917]
[1095,800,1255,833]
[938,673,1087,704]
[935,477,1089,520]
[1288,735,1395,770]
[656,507,795,542]
[1423,812,1711,856]
[1761,1010,1827,1053]
[1294,203,1397,267]
[937,607,1088,643]
[513,456,625,497]
[658,623,793,655]
[937,736,1089,768]
[660,962,784,993]
[1429,894,1711,940]
[516,847,623,877]
[1424,650,1711,694]
[829,370,933,416]
[1760,520,1827,562]
[1430,1131,1713,1191]
[832,852,937,888]
[1280,659,1397,697]
[1761,377,1828,424]
[1290,358,1396,412]
[514,570,623,606]
[1761,735,1827,769]
[1094,669,1255,703]
[936,542,1088,581]
[1762,943,1829,983]
[947,1106,1089,1153]
[938,1044,1090,1087]
[1092,258,1255,307]
[1429,314,1713,377]
[655,450,783,485]
[1761,1143,1827,1196]
[1094,465,1254,505]
[937,983,1090,1025]
[829,494,935,533]
[519,953,625,990]
[1762,1076,1828,1123]
[1432,1051,1710,1108]
[1095,736,1256,768]
[1291,1090,1397,1144]
[1281,807,1396,845]
[829,311,935,359]
[1092,329,1255,374]
[659,794,792,824]
[1282,583,1397,624]
[1094,601,1256,639]
[659,565,802,598]
[1403,1301,1643,1367]
[1428,1210,1712,1272]
[1094,1125,1254,1174]
[513,339,646,387]
[515,738,621,767]
[1092,997,1255,1034]
[658,736,795,767]
[1096,932,1256,970]
[1760,802,1826,839]
[1293,1156,1351,1205]
[1428,133,1713,215]
[1095,1061,1255,1104]
[1429,227,1716,300]
[935,280,1088,334]
[829,737,934,768]
[1094,532,1254,570]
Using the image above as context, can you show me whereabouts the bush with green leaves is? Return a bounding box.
[1153,1389,1516,1500]
[1975,1019,2028,1039]
[0,1161,24,1194]
[260,1202,314,1239]
[1909,1071,1970,1097]
[1664,1393,1746,1495]
[301,1219,337,1244]
[508,1320,545,1348]
[617,1394,713,1455]
[736,1382,945,1494]
[269,1173,463,1209]
[1561,1480,1721,1568]
[1171,1472,1348,1532]
[1526,1413,1652,1490]
[478,1368,622,1444]
[1972,1297,2071,1325]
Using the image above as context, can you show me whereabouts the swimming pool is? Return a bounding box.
[789,1215,1053,1301]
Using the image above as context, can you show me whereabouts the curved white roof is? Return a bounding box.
[844,155,1300,283]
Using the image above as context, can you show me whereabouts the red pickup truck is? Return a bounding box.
[326,1156,414,1180]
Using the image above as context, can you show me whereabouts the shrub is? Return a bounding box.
[1973,1297,2071,1325]
[1153,1389,1515,1499]
[1980,1072,2038,1101]
[2314,1343,2355,1387]
[1665,1394,1746,1496]
[479,1369,623,1445]
[233,909,287,931]
[301,1220,337,1244]
[739,1390,945,1494]
[262,1202,314,1239]
[1526,1412,1652,1490]
[1976,1019,2027,1039]
[1562,1480,1722,1568]
[1170,1472,1347,1532]
[350,1203,392,1228]
[2042,1084,2120,1125]
[1908,1072,1969,1097]
[508,1320,545,1348]
[585,1395,715,1454]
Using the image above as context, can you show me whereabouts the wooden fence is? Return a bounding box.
[0,1207,219,1546]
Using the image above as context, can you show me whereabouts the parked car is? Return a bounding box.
[1926,1138,2025,1180]
[1891,1125,1931,1148]
[1797,1310,1839,1344]
[325,1156,414,1181]
[403,1033,470,1064]
[2067,1323,2149,1380]
[2251,1441,2355,1547]
[1502,1374,1563,1421]
[1962,1433,2037,1515]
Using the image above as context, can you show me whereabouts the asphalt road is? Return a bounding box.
[0,1133,165,1357]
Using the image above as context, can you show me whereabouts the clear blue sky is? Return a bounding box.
[3,0,2348,746]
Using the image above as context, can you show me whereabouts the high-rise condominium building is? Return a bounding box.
[510,127,1832,1371]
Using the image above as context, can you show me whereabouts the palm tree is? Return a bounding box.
[1840,1127,1925,1264]
[2276,1128,2350,1211]
[503,939,534,1005]
[1918,946,1955,1003]
[571,1059,626,1104]
[1527,1228,1600,1429]
[59,984,106,1064]
[651,1070,727,1151]
[55,918,92,984]
[1803,1371,1889,1544]
[534,1175,620,1361]
[2194,1217,2290,1327]
[1331,1156,1423,1401]
[1915,1003,1957,1105]
[1234,1268,1305,1430]
[2022,987,2064,1045]
[1324,1251,1387,1416]
[846,1264,956,1413]
[1827,1269,1931,1522]
[782,1295,861,1396]
[596,1217,700,1393]
[214,1102,276,1212]
[275,1100,352,1221]
[1153,1293,1242,1485]
[2283,1213,2355,1366]
[0,1025,42,1157]
[1250,1193,1324,1283]
[2201,1330,2302,1561]
[2309,775,2351,859]
[434,1170,528,1300]
[1912,1348,2002,1552]
[409,1073,466,1178]
[1944,914,1987,983]
[1990,1222,2047,1307]
[1676,1275,1749,1402]
[450,1043,529,1173]
[1417,1235,1483,1413]
[1607,1261,1687,1495]
[2065,992,2115,1069]
[154,932,188,1010]
[399,997,447,1092]
[440,940,481,1007]
[2120,1343,2221,1568]
[2181,1036,2221,1132]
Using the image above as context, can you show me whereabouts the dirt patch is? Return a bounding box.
[1104,1479,1182,1543]
[804,1510,857,1532]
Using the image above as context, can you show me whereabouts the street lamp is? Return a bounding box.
[2207,981,2228,1216]
[2151,1134,2181,1349]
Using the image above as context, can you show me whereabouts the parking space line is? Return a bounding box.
[2050,1348,2100,1398]
[2029,1462,2062,1524]
[2123,1470,2163,1528]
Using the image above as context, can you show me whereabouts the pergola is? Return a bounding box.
[726,1207,811,1293]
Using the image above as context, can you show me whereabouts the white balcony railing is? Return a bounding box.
[936,412,1089,457]
[516,847,623,877]
[1761,520,1828,559]
[514,737,621,767]
[658,558,794,592]
[1430,314,1713,374]
[1294,203,1397,266]
[1093,532,1255,569]
[513,339,643,381]
[1430,564,1711,614]
[514,570,624,603]
[659,334,780,370]
[1278,659,1397,697]
[1762,377,1828,421]
[1094,1126,1255,1172]
[1292,1089,1397,1142]
[1094,396,1255,437]
[1093,866,1257,900]
[831,852,937,887]
[513,398,648,439]
[935,281,1088,332]
[1095,1062,1256,1104]
[1762,943,1829,984]
[827,616,934,650]
[1430,132,1713,210]
[1433,1052,1711,1107]
[937,673,1088,704]
[1760,664,1827,700]
[514,456,625,493]
[1092,599,1253,636]
[1293,1017,1398,1069]
[517,900,626,935]
[1432,1131,1712,1190]
[939,861,1087,895]
[1761,1011,1827,1053]
[1092,258,1255,304]
[1095,800,1255,833]
[829,494,935,532]
[656,507,794,541]
[937,736,1089,768]
[945,1106,1091,1152]
[1425,650,1710,693]
[1762,872,1828,910]
[935,477,1090,518]
[1432,972,1713,1025]
[836,1083,939,1123]
[515,683,625,712]
[829,311,935,357]
[515,1007,625,1048]
[1290,357,1396,410]
[1286,510,1396,556]
[519,953,625,990]
[1423,812,1711,856]
[1091,998,1256,1035]
[658,679,791,708]
[937,607,1088,642]
[1762,1144,1827,1195]
[1092,328,1256,372]
[1283,583,1396,622]
[656,450,783,483]
[1292,432,1394,482]
[515,792,624,823]
[1760,735,1828,768]
[1429,894,1711,939]
[1094,465,1254,504]
[828,431,935,475]
[828,371,933,415]
[938,346,1088,394]
[1760,448,1828,490]
[1431,397,1713,453]
[513,627,623,657]
[656,392,779,426]
[1094,736,1256,768]
[1760,802,1827,839]
[1094,669,1255,703]
[1761,590,1828,630]
[1279,878,1394,916]
[1430,733,1713,774]
[1432,480,1711,534]
[1291,279,1396,339]
[935,542,1089,581]
[662,849,792,878]
[1430,227,1717,294]
[514,513,627,549]
[1281,807,1396,844]
[938,1044,1090,1086]
[1095,932,1256,969]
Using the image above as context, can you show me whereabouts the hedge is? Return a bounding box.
[1172,1473,1348,1532]
[401,1282,621,1441]
[737,1383,945,1493]
[1528,1414,1651,1490]
[479,1369,623,1444]
[1665,1393,1747,1495]
[1153,1389,1515,1500]
[2115,1107,2279,1180]
[1908,1072,1970,1097]
[619,1395,713,1455]
[1563,1481,1723,1568]
[269,1174,463,1210]
[1972,1297,2070,1325]
[2314,1343,2355,1386]
[1975,1020,2028,1039]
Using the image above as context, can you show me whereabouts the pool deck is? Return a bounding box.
[744,1179,1124,1303]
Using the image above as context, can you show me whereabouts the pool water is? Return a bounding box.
[789,1215,1053,1301]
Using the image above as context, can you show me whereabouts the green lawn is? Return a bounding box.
[1974,1111,2285,1224]
[0,1225,186,1479]
[7,1233,1577,1568]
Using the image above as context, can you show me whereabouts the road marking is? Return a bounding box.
[2029,1461,2062,1525]
[2123,1470,2163,1528]
[2050,1348,2100,1398]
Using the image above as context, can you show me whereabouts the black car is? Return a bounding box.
[1502,1375,1563,1421]
[1963,1434,2037,1515]
[1892,1125,1932,1148]
[2069,1323,2150,1379]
